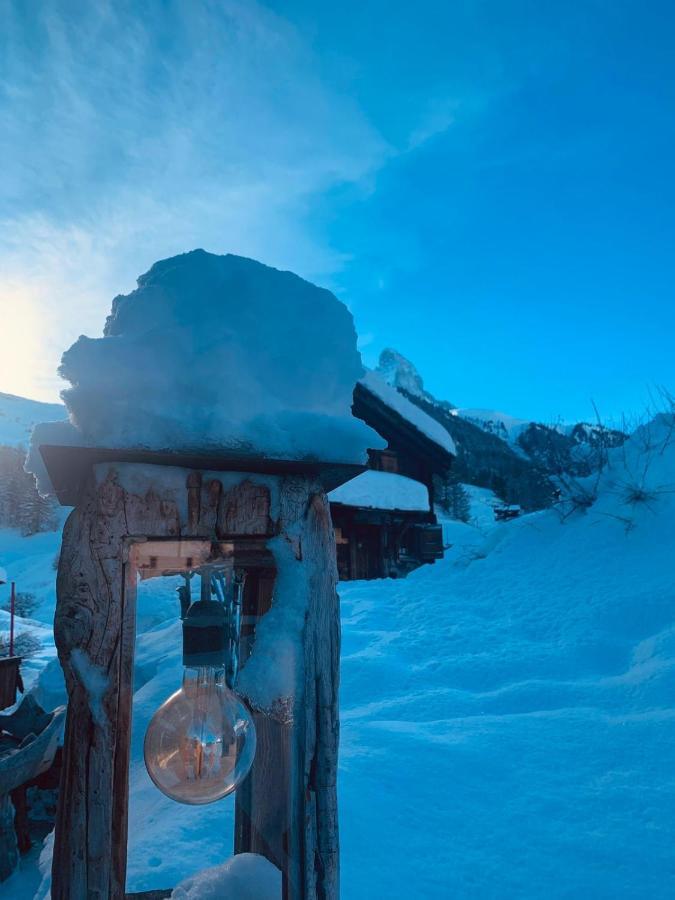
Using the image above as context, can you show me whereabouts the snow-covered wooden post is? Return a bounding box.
[44,451,356,899]
[29,250,384,899]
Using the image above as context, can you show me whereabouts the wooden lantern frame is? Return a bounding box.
[43,447,361,900]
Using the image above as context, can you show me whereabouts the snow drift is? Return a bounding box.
[170,853,280,900]
[28,251,383,493]
[338,414,675,897]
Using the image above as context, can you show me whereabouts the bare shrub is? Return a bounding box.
[553,400,613,521]
[621,484,659,507]
[1,591,37,618]
[0,629,42,658]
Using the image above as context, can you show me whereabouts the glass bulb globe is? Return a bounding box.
[144,666,256,805]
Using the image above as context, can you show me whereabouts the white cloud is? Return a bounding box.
[406,103,458,151]
[0,0,389,400]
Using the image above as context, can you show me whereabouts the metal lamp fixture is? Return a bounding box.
[143,569,256,805]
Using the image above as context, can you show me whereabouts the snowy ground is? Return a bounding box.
[0,522,68,697]
[0,393,66,448]
[2,418,675,898]
[339,521,675,896]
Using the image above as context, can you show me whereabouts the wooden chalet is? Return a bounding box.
[494,504,522,522]
[329,372,456,580]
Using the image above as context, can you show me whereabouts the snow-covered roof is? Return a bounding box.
[359,371,456,456]
[328,470,430,512]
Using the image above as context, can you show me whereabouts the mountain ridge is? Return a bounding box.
[375,348,628,509]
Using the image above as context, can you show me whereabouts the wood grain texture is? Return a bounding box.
[218,479,272,537]
[0,793,18,882]
[53,475,129,900]
[235,483,340,900]
[234,713,292,880]
[298,492,340,900]
[53,464,339,900]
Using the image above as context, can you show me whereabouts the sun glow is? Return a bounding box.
[0,282,56,402]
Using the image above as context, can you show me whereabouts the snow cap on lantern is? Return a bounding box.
[28,250,384,493]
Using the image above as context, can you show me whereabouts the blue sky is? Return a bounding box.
[1,1,673,423]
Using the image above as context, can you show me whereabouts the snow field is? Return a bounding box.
[338,423,675,896]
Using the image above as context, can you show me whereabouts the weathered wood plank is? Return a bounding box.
[199,478,222,535]
[185,471,202,533]
[125,892,172,899]
[234,713,291,881]
[299,492,340,899]
[0,793,18,882]
[53,470,181,899]
[218,479,272,536]
[125,487,181,537]
[235,484,340,900]
[53,477,130,899]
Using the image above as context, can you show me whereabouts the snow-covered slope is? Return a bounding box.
[0,524,68,706]
[456,408,628,475]
[3,415,675,898]
[0,393,66,448]
[339,417,675,898]
[456,406,530,441]
[376,348,628,490]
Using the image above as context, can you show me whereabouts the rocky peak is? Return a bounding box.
[376,348,454,409]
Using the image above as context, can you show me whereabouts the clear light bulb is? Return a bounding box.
[144,664,256,805]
